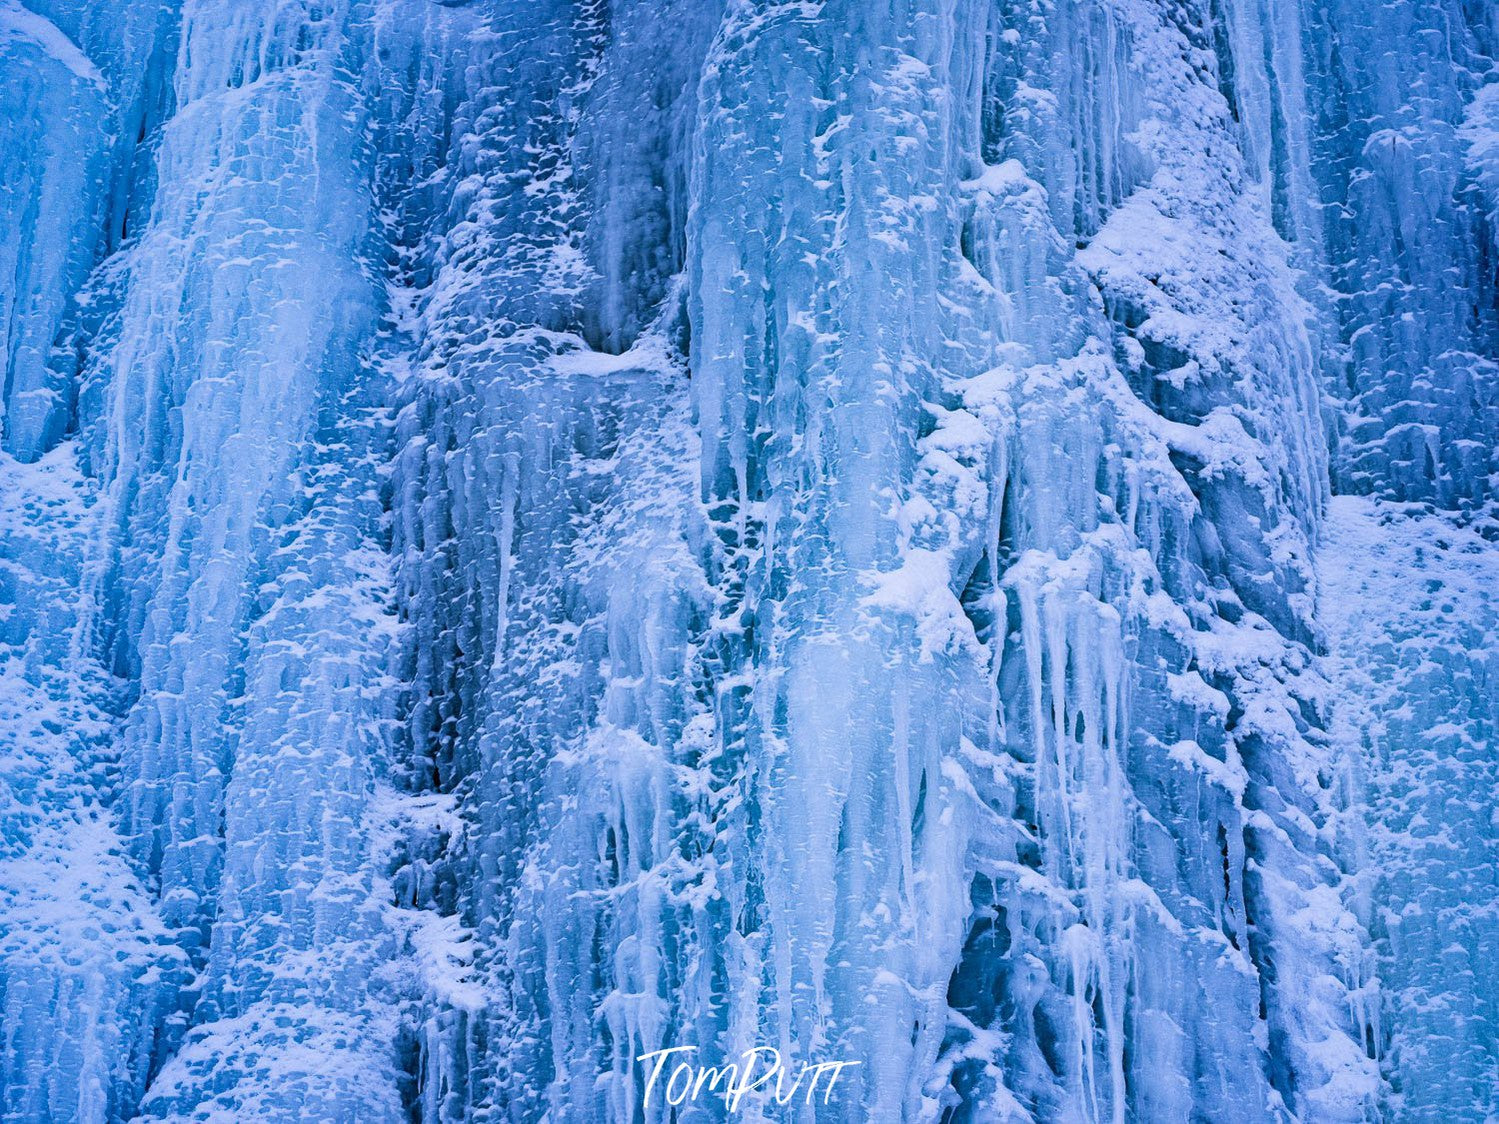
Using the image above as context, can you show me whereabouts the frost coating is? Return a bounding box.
[0,446,185,1121]
[0,0,1495,1120]
[1322,497,1499,1121]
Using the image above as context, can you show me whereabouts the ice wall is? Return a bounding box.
[0,0,171,459]
[0,446,185,1121]
[1322,497,1498,1122]
[5,0,421,1117]
[0,0,1494,1120]
[387,4,726,1115]
[1296,1,1499,1115]
[388,0,1378,1118]
[1300,0,1498,514]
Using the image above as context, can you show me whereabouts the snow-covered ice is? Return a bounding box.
[0,0,1495,1120]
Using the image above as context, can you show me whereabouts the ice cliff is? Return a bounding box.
[0,0,1495,1120]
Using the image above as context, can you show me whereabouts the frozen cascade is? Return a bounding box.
[0,0,1494,1120]
[0,445,186,1121]
[1302,0,1498,514]
[1321,498,1498,1122]
[0,0,172,459]
[1297,0,1499,1115]
[6,0,425,1116]
[387,5,726,1115]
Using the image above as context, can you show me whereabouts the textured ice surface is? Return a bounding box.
[0,0,1495,1120]
[1322,497,1499,1121]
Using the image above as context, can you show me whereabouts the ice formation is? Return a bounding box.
[0,0,1494,1120]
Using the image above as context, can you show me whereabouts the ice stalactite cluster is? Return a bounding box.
[0,0,1494,1121]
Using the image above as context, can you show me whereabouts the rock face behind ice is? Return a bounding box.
[0,0,1494,1121]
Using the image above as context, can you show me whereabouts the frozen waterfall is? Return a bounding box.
[1,0,1495,1120]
